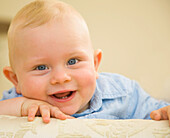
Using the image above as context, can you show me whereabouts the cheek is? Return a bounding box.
[18,76,47,98]
[74,67,97,93]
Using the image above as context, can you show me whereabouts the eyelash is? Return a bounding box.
[33,58,80,71]
[67,58,79,65]
[34,65,49,71]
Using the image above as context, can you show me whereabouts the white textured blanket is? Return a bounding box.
[0,115,169,138]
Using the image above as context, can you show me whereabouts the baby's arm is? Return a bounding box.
[0,97,26,116]
[0,97,74,123]
[150,105,170,126]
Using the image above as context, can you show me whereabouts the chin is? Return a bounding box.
[60,106,79,115]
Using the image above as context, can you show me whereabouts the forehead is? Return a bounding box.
[12,17,93,63]
[19,16,90,48]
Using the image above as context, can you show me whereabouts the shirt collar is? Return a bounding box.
[72,73,127,117]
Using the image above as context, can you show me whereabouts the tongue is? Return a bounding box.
[54,92,71,98]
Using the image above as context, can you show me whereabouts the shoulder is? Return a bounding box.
[1,87,22,101]
[98,72,133,86]
[96,72,135,98]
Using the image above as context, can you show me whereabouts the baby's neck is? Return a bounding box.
[77,102,90,113]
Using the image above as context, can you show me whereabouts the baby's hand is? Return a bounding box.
[150,105,170,126]
[21,98,74,123]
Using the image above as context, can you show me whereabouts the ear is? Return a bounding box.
[94,49,102,79]
[3,66,21,94]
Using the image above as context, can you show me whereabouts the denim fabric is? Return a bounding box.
[72,73,169,119]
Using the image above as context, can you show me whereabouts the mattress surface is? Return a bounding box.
[0,115,169,138]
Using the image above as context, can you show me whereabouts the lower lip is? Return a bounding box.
[50,91,76,103]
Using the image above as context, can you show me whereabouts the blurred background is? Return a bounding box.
[0,0,170,101]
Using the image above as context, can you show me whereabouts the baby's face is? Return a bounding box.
[11,17,101,115]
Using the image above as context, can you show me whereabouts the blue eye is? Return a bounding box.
[68,59,78,65]
[35,65,48,70]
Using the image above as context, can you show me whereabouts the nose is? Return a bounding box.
[50,68,71,85]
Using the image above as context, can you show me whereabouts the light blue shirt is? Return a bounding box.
[1,73,169,119]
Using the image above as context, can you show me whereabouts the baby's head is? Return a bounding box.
[4,0,102,115]
[8,0,90,69]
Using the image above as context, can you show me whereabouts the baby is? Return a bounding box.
[0,0,170,124]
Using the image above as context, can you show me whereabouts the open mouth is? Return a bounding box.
[53,91,74,99]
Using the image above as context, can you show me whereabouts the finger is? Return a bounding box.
[161,109,168,120]
[150,110,162,121]
[27,104,39,121]
[21,102,29,117]
[39,105,51,123]
[167,108,170,126]
[161,106,170,126]
[50,107,67,120]
[65,115,75,119]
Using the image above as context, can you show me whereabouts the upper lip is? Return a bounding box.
[49,89,75,95]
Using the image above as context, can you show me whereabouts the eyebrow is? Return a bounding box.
[67,50,86,56]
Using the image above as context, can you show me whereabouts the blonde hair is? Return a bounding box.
[8,0,86,68]
[8,0,80,29]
